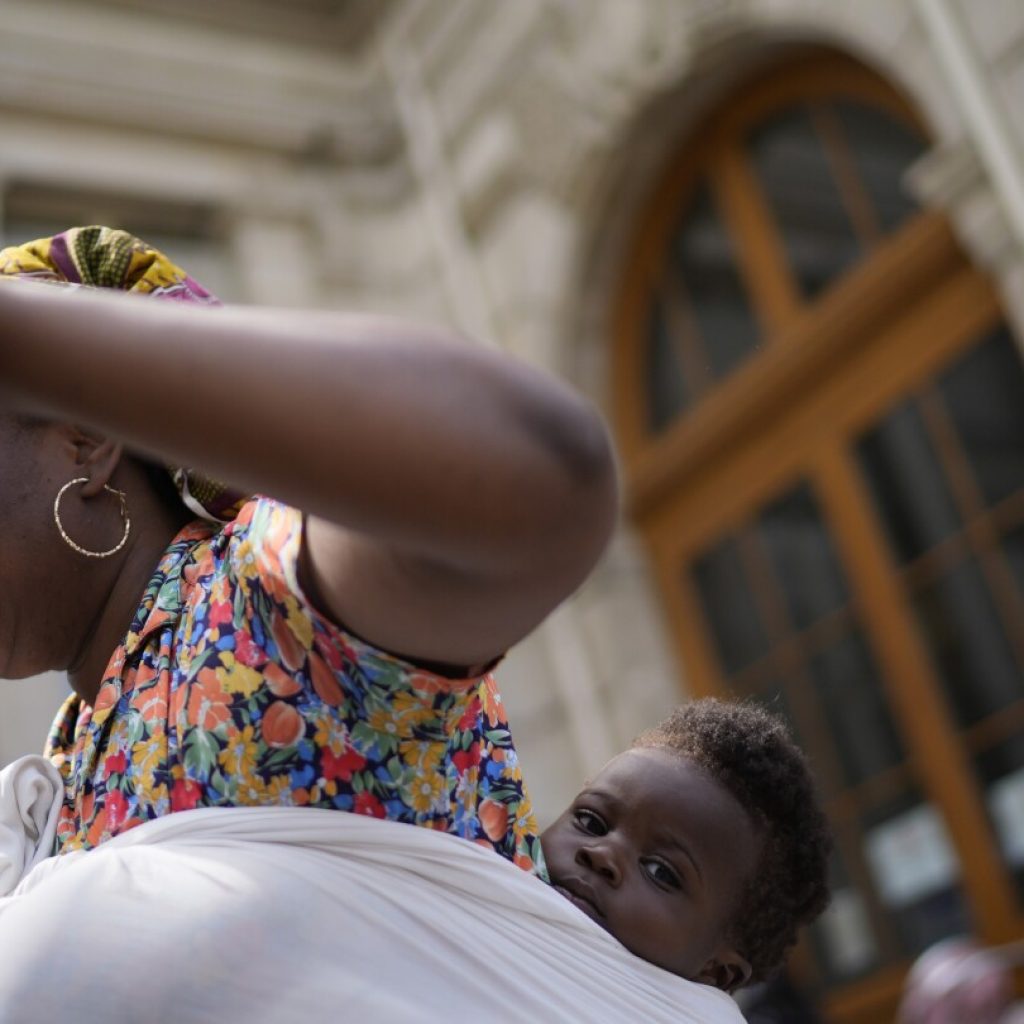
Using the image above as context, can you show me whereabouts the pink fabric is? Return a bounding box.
[898,939,1014,1024]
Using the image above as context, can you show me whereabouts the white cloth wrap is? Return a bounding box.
[0,755,62,896]
[0,805,743,1023]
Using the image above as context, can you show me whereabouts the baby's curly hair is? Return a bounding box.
[634,698,831,984]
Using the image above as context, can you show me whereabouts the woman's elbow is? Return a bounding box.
[531,394,620,574]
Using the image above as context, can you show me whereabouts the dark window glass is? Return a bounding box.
[646,296,690,432]
[747,104,862,298]
[862,791,971,956]
[809,850,881,984]
[692,535,770,675]
[833,100,925,233]
[912,559,1023,726]
[1004,526,1024,602]
[810,631,905,786]
[668,182,762,382]
[975,736,1024,903]
[939,324,1024,508]
[757,483,848,629]
[857,402,961,563]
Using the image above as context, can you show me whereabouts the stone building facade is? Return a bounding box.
[2,1,1024,1018]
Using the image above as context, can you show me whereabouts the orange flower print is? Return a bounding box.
[186,669,234,731]
[262,700,305,749]
[478,798,509,842]
[480,680,507,726]
[272,613,305,673]
[263,662,302,698]
[309,650,344,707]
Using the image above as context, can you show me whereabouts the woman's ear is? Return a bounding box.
[695,949,753,994]
[58,425,124,497]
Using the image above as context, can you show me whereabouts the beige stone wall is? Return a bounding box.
[2,0,1023,823]
[0,674,70,763]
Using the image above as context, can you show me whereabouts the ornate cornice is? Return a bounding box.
[0,0,401,163]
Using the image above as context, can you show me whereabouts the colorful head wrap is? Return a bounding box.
[0,226,248,522]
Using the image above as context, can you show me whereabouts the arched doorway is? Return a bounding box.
[613,49,1024,1022]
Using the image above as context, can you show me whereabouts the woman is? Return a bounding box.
[0,226,616,865]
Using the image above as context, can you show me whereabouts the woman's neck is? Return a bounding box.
[67,490,190,705]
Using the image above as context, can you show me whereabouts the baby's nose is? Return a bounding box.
[576,841,623,886]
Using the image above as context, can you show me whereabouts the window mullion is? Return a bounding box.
[713,142,802,336]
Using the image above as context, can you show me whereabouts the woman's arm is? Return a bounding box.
[0,284,617,665]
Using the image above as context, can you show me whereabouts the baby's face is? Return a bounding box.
[539,748,760,992]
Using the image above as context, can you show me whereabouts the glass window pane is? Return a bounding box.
[747,104,862,299]
[692,535,770,675]
[810,852,881,984]
[832,100,925,234]
[912,559,1023,726]
[668,182,762,382]
[939,324,1024,508]
[756,483,848,629]
[976,736,1024,903]
[862,793,971,956]
[646,296,690,432]
[1003,526,1024,602]
[810,631,905,786]
[857,402,962,563]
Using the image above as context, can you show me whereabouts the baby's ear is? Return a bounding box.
[695,948,752,994]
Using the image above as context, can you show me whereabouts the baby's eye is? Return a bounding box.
[573,809,608,836]
[642,859,682,891]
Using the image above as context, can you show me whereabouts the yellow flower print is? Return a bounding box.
[209,575,231,605]
[215,652,264,698]
[367,707,403,736]
[233,538,260,580]
[513,792,539,836]
[311,708,349,755]
[147,782,170,815]
[219,725,260,777]
[400,738,444,773]
[454,766,481,805]
[131,736,165,792]
[233,772,265,806]
[408,772,444,813]
[391,690,437,728]
[261,774,293,806]
[282,595,313,649]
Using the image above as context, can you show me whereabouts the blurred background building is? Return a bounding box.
[2,0,1023,1019]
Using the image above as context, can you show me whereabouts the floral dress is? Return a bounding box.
[45,497,546,877]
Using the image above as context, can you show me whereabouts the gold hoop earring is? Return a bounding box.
[53,477,132,559]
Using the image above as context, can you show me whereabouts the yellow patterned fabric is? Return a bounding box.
[0,226,247,521]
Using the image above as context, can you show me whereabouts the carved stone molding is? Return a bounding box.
[909,134,1021,274]
[0,1,401,163]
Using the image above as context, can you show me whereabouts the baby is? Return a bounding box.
[541,699,831,994]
